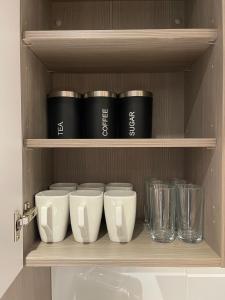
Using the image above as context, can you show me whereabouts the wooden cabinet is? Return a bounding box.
[1,0,225,298]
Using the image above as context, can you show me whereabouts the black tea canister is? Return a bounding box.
[119,90,153,138]
[47,91,81,139]
[82,91,117,139]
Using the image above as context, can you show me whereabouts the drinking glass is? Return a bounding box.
[150,184,176,242]
[144,179,163,228]
[177,184,204,243]
[170,180,187,230]
[144,179,151,226]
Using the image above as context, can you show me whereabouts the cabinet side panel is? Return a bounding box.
[16,1,53,300]
[21,46,50,139]
[21,0,53,255]
[184,0,223,259]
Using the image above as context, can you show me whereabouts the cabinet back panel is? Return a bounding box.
[52,72,184,138]
[22,0,51,31]
[185,0,218,28]
[51,0,185,30]
[53,148,184,219]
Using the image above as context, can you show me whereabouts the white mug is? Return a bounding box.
[70,190,104,243]
[104,190,136,243]
[35,190,70,243]
[49,182,77,191]
[105,182,133,191]
[77,183,105,192]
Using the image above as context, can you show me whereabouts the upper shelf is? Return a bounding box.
[25,138,216,149]
[23,29,217,72]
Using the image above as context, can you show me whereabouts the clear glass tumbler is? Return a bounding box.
[177,184,204,243]
[144,179,163,229]
[150,184,176,243]
[144,179,151,226]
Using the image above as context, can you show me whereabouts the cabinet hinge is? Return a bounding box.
[14,202,37,242]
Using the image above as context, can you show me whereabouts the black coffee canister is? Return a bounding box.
[119,90,153,138]
[82,91,117,138]
[47,91,81,139]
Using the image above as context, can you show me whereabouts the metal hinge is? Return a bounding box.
[14,202,37,242]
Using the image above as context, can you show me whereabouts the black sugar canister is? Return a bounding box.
[119,90,153,138]
[82,91,117,138]
[47,91,81,139]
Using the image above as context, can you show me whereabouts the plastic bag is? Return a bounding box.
[70,267,143,300]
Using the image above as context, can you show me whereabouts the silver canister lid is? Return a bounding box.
[48,91,82,99]
[119,90,153,98]
[84,91,117,99]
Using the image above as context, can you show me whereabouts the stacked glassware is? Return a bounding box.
[144,178,204,244]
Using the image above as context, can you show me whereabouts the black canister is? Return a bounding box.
[82,91,117,138]
[47,91,81,138]
[119,90,153,138]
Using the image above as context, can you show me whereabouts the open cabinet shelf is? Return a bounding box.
[25,138,217,149]
[23,29,217,72]
[26,224,220,267]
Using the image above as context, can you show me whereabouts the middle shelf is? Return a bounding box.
[25,138,216,149]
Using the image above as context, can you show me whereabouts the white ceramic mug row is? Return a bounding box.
[35,184,136,244]
[49,182,133,192]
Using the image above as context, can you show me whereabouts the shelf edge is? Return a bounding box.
[24,139,217,149]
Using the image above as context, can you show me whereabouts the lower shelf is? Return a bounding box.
[26,225,220,267]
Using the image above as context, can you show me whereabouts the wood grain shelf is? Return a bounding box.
[25,138,216,149]
[23,29,217,72]
[26,225,220,267]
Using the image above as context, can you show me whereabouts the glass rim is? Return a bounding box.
[179,184,202,190]
[169,179,187,184]
[149,181,165,185]
[150,184,177,190]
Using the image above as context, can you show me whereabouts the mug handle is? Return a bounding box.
[115,205,123,228]
[78,204,86,228]
[40,206,53,242]
[78,204,89,242]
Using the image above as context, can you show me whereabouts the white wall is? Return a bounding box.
[52,267,225,300]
